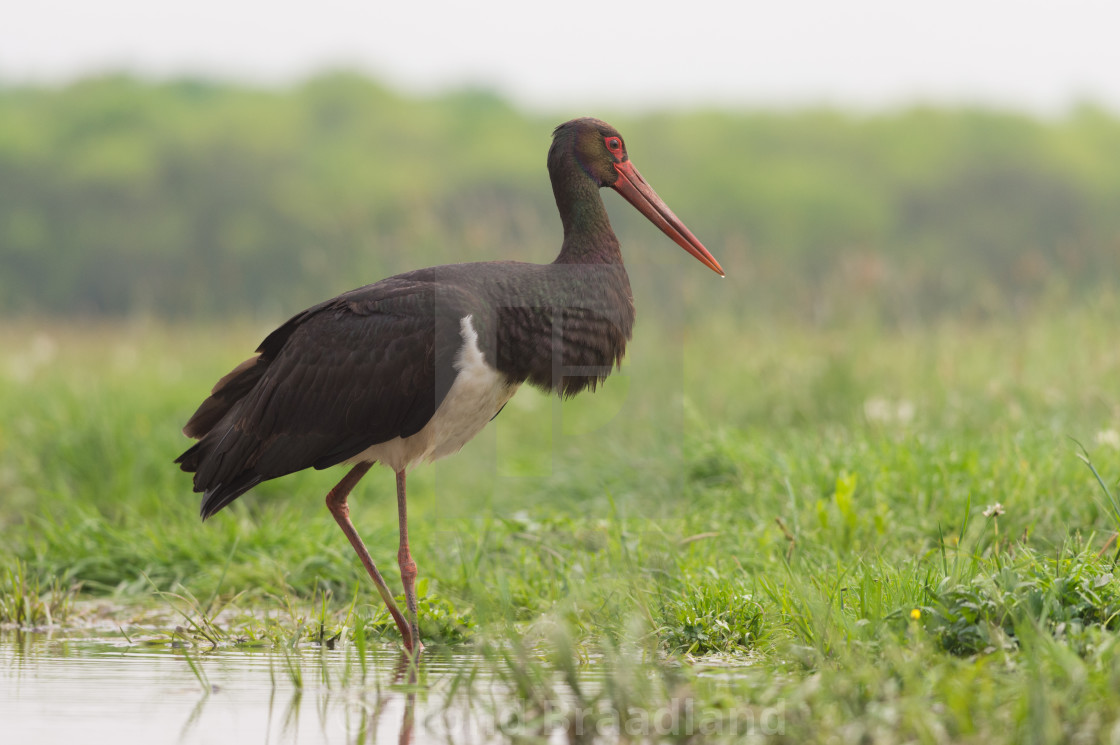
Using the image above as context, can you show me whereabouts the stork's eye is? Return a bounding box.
[605,137,622,152]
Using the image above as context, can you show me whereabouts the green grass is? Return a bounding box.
[2,294,1120,741]
[0,558,76,625]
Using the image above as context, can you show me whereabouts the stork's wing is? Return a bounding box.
[176,277,470,518]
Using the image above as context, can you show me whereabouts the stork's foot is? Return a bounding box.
[400,617,424,657]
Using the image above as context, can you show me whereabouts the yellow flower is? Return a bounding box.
[910,608,921,621]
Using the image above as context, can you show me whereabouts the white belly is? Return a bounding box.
[349,315,519,473]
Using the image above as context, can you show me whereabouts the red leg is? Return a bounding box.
[396,469,423,653]
[325,462,416,652]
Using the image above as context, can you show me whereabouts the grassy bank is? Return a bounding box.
[2,295,1120,741]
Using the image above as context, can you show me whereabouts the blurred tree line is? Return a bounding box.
[1,72,1117,322]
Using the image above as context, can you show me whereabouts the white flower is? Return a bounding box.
[982,503,1005,518]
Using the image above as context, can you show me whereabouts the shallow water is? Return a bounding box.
[2,627,779,743]
[1,629,557,744]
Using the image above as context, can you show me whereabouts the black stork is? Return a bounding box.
[176,118,724,653]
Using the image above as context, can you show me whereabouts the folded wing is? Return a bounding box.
[176,278,466,519]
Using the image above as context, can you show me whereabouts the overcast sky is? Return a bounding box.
[3,0,1118,114]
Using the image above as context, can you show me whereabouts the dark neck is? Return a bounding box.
[549,153,623,267]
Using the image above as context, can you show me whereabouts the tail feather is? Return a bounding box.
[176,433,266,519]
[177,353,271,519]
[199,473,265,520]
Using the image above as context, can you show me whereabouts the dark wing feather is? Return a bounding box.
[176,275,471,519]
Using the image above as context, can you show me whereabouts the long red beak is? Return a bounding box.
[610,160,724,276]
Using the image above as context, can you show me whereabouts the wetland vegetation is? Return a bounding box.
[4,297,1120,742]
